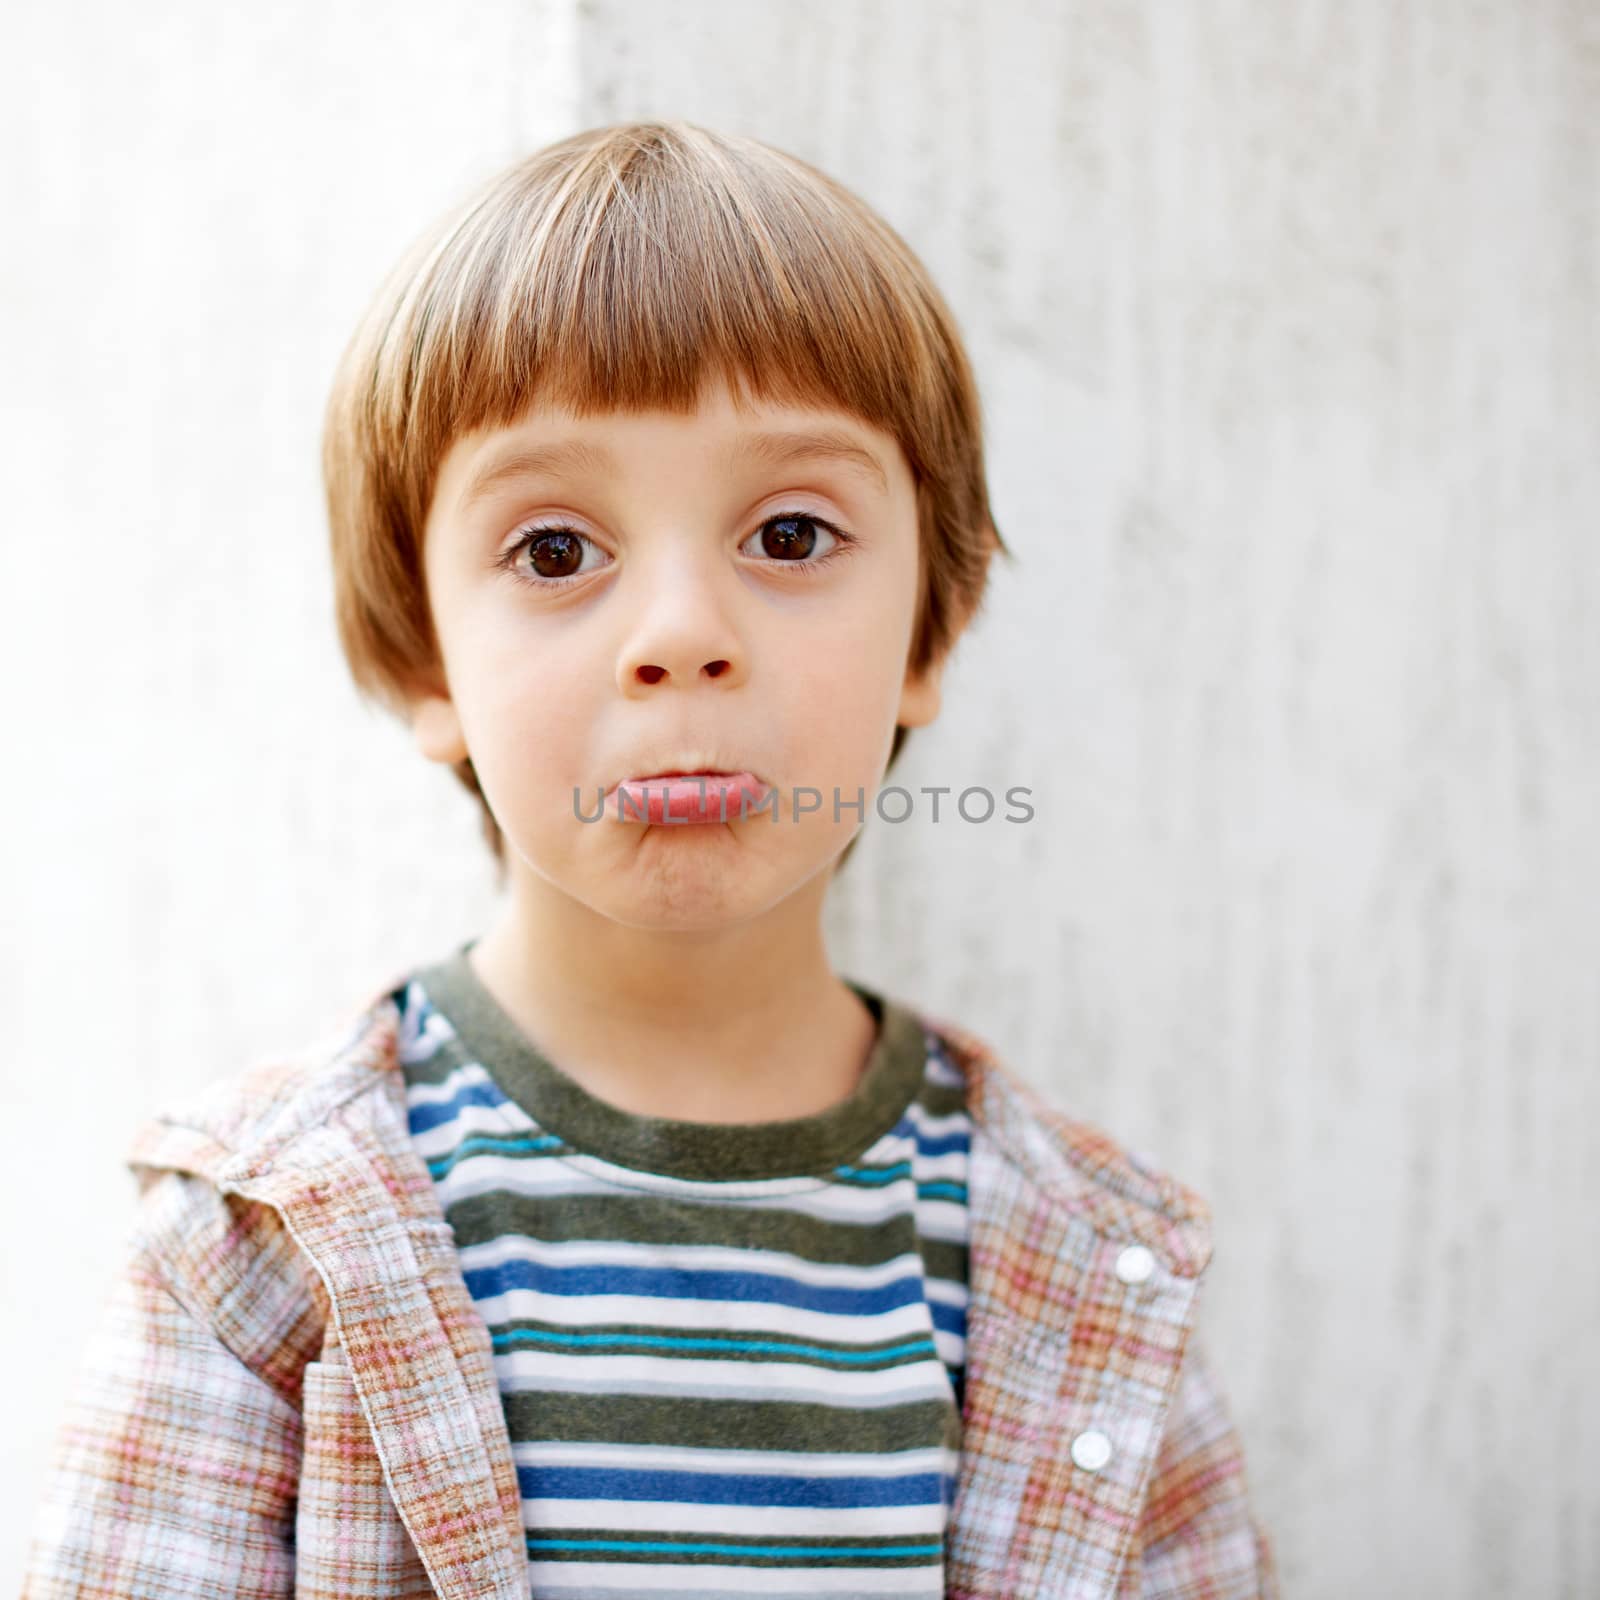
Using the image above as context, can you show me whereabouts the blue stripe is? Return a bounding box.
[516,1463,944,1507]
[464,1257,925,1315]
[405,1078,512,1133]
[911,1127,971,1157]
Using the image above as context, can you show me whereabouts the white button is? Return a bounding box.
[1071,1429,1113,1472]
[1115,1244,1155,1285]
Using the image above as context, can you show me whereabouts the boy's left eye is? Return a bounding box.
[495,511,857,591]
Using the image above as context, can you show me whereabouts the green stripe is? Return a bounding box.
[445,1186,962,1273]
[502,1388,957,1452]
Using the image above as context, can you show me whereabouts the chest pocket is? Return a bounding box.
[295,1350,437,1599]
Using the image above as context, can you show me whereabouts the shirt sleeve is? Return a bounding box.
[1117,1320,1282,1599]
[19,1170,315,1600]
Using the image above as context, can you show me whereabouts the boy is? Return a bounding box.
[21,121,1278,1598]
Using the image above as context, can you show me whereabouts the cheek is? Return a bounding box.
[780,659,903,788]
[806,598,914,706]
[454,642,594,792]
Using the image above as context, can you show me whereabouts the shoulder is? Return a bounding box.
[907,1002,1215,1279]
[111,979,414,1387]
[125,978,409,1186]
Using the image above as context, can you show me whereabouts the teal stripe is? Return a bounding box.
[829,1162,966,1203]
[527,1536,942,1559]
[426,1132,565,1177]
[833,1160,912,1184]
[493,1328,938,1362]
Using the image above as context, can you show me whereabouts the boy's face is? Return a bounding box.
[410,371,944,932]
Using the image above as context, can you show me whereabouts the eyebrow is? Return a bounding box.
[454,426,891,515]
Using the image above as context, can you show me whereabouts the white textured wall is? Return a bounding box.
[4,2,1596,1594]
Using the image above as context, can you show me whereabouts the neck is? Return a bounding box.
[464,870,876,1123]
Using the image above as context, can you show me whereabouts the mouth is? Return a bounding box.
[602,767,774,825]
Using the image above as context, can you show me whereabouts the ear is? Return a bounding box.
[897,647,947,730]
[405,668,470,766]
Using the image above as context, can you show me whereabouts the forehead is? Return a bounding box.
[433,376,909,525]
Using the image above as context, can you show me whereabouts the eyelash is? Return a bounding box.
[493,511,857,591]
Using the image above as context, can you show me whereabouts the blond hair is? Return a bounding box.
[323,119,1010,885]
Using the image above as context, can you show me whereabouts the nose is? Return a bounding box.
[615,559,746,695]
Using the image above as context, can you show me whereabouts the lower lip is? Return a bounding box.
[604,771,773,826]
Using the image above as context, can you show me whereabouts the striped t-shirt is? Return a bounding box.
[393,939,972,1597]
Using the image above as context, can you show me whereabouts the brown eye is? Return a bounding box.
[758,515,821,561]
[527,531,586,579]
[496,525,610,592]
[738,512,856,576]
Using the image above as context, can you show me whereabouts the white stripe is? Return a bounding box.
[494,1350,955,1405]
[522,1499,946,1537]
[910,1197,967,1236]
[433,1153,931,1223]
[510,1440,955,1477]
[899,1100,969,1138]
[923,1278,967,1309]
[907,1150,969,1182]
[460,1234,929,1288]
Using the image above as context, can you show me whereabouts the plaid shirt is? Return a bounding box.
[21,974,1279,1599]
